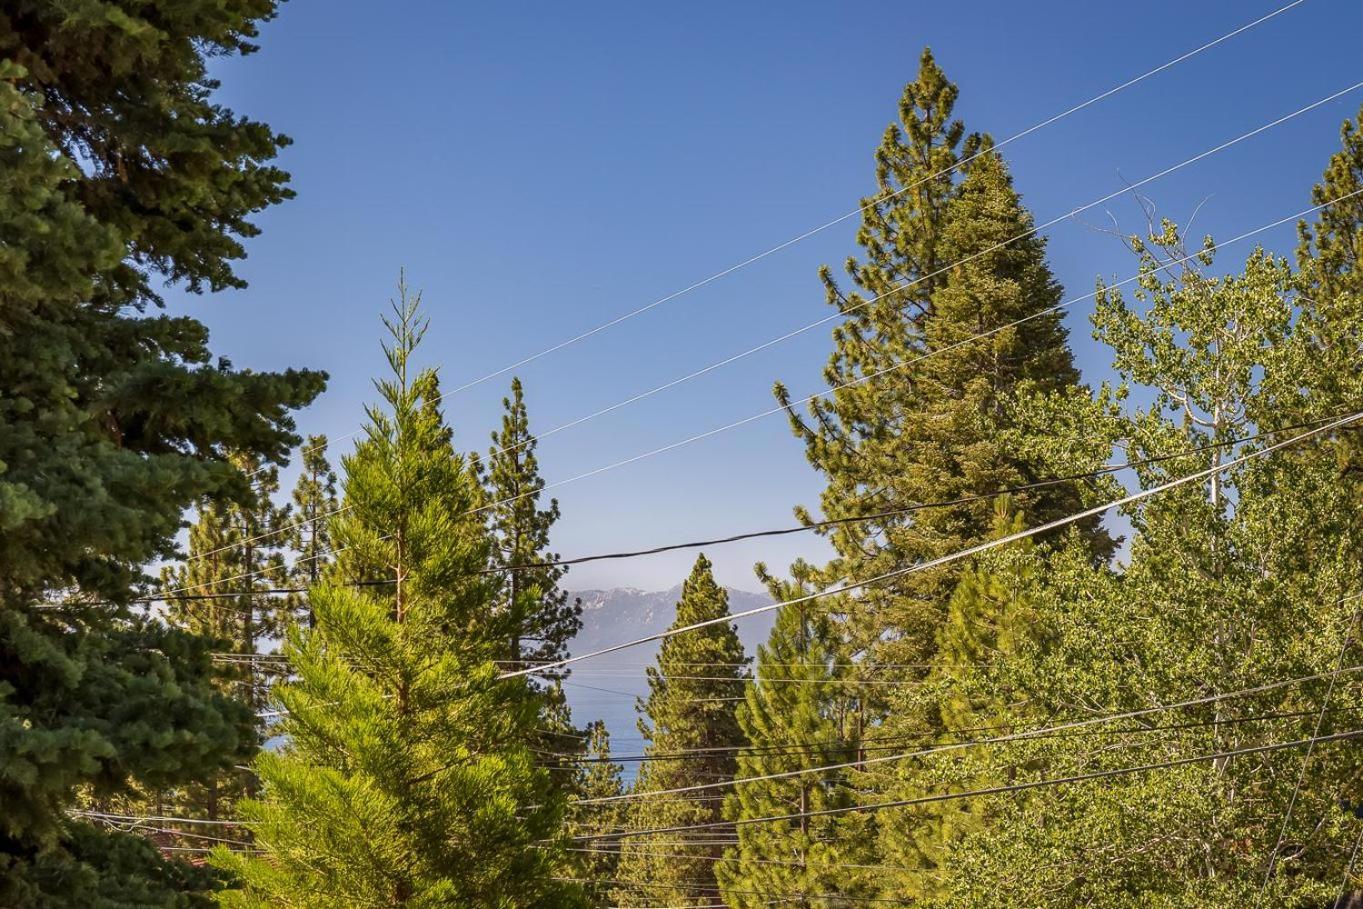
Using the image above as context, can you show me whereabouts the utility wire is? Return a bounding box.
[546,705,1363,765]
[474,73,1354,474]
[554,875,907,903]
[119,185,1363,603]
[83,677,1362,834]
[185,79,1358,576]
[505,411,1363,680]
[1336,824,1363,909]
[571,661,1363,806]
[582,728,1363,841]
[267,1,1303,477]
[111,403,1361,610]
[1258,594,1363,895]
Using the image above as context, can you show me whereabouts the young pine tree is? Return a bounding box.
[485,377,583,678]
[718,584,877,907]
[610,555,749,907]
[216,287,583,908]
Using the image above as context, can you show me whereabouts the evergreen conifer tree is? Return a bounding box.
[485,377,583,678]
[776,54,1101,671]
[0,4,322,904]
[286,435,341,626]
[610,556,749,907]
[215,287,583,908]
[158,459,291,820]
[718,574,876,907]
[874,504,1044,902]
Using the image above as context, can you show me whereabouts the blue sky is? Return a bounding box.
[184,0,1363,592]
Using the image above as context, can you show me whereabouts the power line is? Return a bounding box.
[271,1,1303,476]
[1335,825,1363,908]
[571,662,1363,806]
[70,811,244,828]
[554,875,905,903]
[118,185,1363,604]
[504,411,1363,680]
[582,728,1363,841]
[475,73,1354,473]
[172,77,1359,578]
[547,704,1363,765]
[566,844,909,875]
[162,402,1357,610]
[63,407,1352,611]
[1258,596,1363,895]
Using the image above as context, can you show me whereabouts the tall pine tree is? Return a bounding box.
[776,53,1101,671]
[610,555,748,907]
[215,287,583,908]
[0,4,322,905]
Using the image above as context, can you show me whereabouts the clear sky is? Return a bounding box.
[182,0,1363,593]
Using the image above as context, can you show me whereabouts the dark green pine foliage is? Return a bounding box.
[216,291,583,908]
[568,721,627,907]
[286,435,341,625]
[0,4,322,906]
[611,555,749,907]
[776,52,1099,670]
[486,377,583,677]
[718,577,877,907]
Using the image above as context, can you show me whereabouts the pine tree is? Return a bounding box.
[0,4,322,904]
[215,286,584,908]
[768,56,1100,899]
[610,555,749,907]
[485,377,583,678]
[158,458,292,821]
[569,721,627,907]
[286,435,341,626]
[775,54,1101,671]
[718,573,876,907]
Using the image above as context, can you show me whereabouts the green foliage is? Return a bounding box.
[775,50,1101,676]
[718,579,876,907]
[611,555,749,906]
[916,207,1363,905]
[287,435,342,618]
[215,288,583,908]
[568,721,626,907]
[0,3,320,904]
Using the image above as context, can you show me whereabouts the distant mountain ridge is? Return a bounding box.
[561,584,774,765]
[569,583,774,660]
